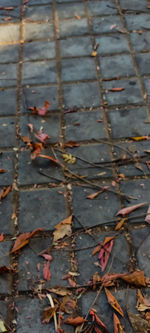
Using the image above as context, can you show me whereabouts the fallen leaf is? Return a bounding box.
[42,305,58,324]
[91,272,101,290]
[115,218,127,231]
[10,228,43,253]
[64,141,80,148]
[0,186,11,201]
[53,216,72,243]
[43,261,51,281]
[89,309,108,332]
[29,101,51,116]
[64,316,86,326]
[87,186,109,200]
[109,88,124,92]
[128,311,149,333]
[75,14,80,19]
[34,131,50,144]
[0,266,15,274]
[60,295,76,314]
[105,288,124,317]
[145,205,150,224]
[41,254,53,261]
[68,278,77,288]
[0,319,7,332]
[28,142,43,160]
[113,313,125,333]
[38,154,59,164]
[62,153,76,164]
[91,51,97,57]
[116,202,147,216]
[0,233,4,242]
[131,136,150,141]
[98,238,114,271]
[102,270,146,287]
[0,169,5,173]
[47,287,71,296]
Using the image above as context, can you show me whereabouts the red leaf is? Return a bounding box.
[41,254,53,261]
[29,101,51,116]
[43,261,51,281]
[34,131,50,144]
[0,233,4,242]
[10,228,43,253]
[98,239,114,271]
[64,316,86,326]
[145,205,150,224]
[116,202,147,216]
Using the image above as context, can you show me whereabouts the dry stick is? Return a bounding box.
[78,255,114,333]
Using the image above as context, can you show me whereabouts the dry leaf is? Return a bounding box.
[42,305,58,324]
[113,313,125,333]
[102,271,146,287]
[64,141,80,148]
[29,101,51,116]
[64,316,86,326]
[115,218,127,231]
[116,202,147,216]
[53,216,72,243]
[105,288,124,317]
[41,254,53,261]
[0,320,7,332]
[43,261,51,281]
[34,131,50,144]
[0,266,15,274]
[62,153,76,164]
[131,136,150,141]
[10,228,43,253]
[89,309,108,332]
[39,154,59,164]
[109,88,124,92]
[68,278,77,288]
[28,142,43,160]
[87,186,109,200]
[0,233,4,242]
[91,51,97,57]
[98,238,114,271]
[47,287,71,296]
[0,169,5,173]
[128,311,149,333]
[145,205,150,224]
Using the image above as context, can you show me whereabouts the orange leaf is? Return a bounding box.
[105,288,124,317]
[68,278,76,288]
[0,169,5,173]
[38,154,59,164]
[115,218,127,231]
[43,261,51,281]
[10,228,43,253]
[92,244,101,256]
[121,271,146,287]
[109,88,124,92]
[87,186,109,200]
[113,313,125,333]
[0,233,4,242]
[42,305,58,324]
[29,143,43,160]
[132,136,150,141]
[116,202,147,216]
[64,316,86,326]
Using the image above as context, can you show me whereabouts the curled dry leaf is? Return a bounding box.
[64,316,87,326]
[0,186,11,201]
[115,218,127,231]
[0,169,5,173]
[42,305,58,324]
[29,101,51,116]
[105,288,124,317]
[89,309,108,332]
[34,131,50,144]
[53,215,72,243]
[98,238,114,272]
[116,202,147,216]
[64,141,80,148]
[41,254,53,261]
[43,261,51,281]
[87,186,109,200]
[28,142,43,160]
[109,88,124,92]
[145,205,150,224]
[102,270,146,287]
[0,233,4,242]
[113,313,125,333]
[68,278,77,288]
[38,154,59,165]
[10,228,43,253]
[47,287,71,296]
[131,136,150,141]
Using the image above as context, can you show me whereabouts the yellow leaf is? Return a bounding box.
[131,136,150,141]
[62,153,76,164]
[0,320,7,332]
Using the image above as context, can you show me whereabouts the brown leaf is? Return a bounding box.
[0,169,5,173]
[60,296,76,314]
[116,202,147,216]
[10,228,43,253]
[113,313,125,333]
[121,271,146,287]
[43,261,51,281]
[42,305,58,324]
[64,316,86,326]
[109,88,124,92]
[137,290,150,312]
[0,265,15,273]
[92,272,101,290]
[53,216,72,243]
[128,311,149,333]
[68,278,76,288]
[145,205,150,224]
[29,142,43,160]
[115,218,127,231]
[0,233,4,242]
[47,287,71,296]
[64,141,80,148]
[105,288,124,317]
[87,186,109,200]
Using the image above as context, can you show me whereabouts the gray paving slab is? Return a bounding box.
[58,18,89,38]
[24,22,54,41]
[91,15,123,34]
[87,0,118,16]
[23,41,55,61]
[63,82,100,108]
[21,85,58,112]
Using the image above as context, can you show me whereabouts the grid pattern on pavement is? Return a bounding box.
[0,0,150,332]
